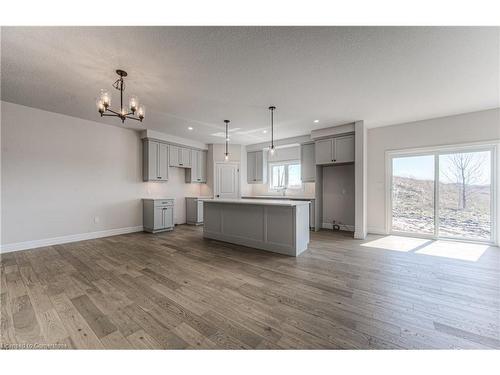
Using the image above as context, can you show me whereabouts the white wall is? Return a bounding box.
[1,102,203,248]
[322,164,355,229]
[367,108,500,234]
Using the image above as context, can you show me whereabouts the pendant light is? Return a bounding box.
[269,106,276,155]
[224,120,230,161]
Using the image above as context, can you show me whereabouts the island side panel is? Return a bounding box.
[295,203,310,255]
[265,206,295,249]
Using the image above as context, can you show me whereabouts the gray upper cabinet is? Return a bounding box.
[247,150,267,184]
[315,138,334,165]
[199,150,207,182]
[143,140,168,181]
[169,145,192,168]
[169,145,179,167]
[314,134,355,165]
[181,148,192,167]
[300,143,316,182]
[334,135,355,163]
[185,150,207,183]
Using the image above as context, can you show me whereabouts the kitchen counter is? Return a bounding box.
[200,198,309,207]
[203,199,310,256]
[241,195,315,200]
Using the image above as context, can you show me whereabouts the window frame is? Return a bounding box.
[268,160,303,190]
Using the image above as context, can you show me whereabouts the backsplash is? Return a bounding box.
[250,182,315,197]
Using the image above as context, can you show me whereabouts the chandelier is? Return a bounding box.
[96,69,145,123]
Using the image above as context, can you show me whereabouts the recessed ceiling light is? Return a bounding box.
[313,120,319,123]
[262,130,267,134]
[188,126,193,130]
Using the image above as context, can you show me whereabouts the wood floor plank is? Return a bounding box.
[126,329,161,349]
[100,330,133,349]
[49,293,104,349]
[70,294,117,339]
[11,294,45,344]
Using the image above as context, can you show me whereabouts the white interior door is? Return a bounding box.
[215,163,239,199]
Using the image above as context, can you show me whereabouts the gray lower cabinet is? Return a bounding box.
[186,197,204,225]
[143,199,174,233]
[315,134,355,165]
[247,150,267,184]
[185,150,207,183]
[300,143,316,182]
[143,140,168,181]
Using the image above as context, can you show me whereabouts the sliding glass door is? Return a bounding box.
[392,155,435,236]
[389,146,496,243]
[438,151,492,241]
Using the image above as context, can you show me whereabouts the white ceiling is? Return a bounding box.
[1,27,499,145]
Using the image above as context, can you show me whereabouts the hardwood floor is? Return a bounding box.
[1,225,499,349]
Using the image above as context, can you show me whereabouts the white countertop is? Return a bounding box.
[142,197,175,201]
[242,195,315,200]
[201,198,310,207]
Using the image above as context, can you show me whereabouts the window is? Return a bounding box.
[269,161,302,189]
[388,144,496,243]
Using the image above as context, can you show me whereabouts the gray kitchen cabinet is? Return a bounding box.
[143,140,168,181]
[300,143,316,182]
[247,150,267,184]
[199,150,207,182]
[181,147,192,167]
[186,197,204,225]
[143,199,174,233]
[169,145,179,167]
[315,138,334,165]
[314,134,355,165]
[185,150,207,183]
[334,135,355,163]
[169,145,192,168]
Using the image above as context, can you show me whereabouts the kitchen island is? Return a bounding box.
[202,198,310,256]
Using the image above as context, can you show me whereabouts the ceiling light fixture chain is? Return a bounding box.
[96,69,145,124]
[224,120,230,161]
[269,106,276,155]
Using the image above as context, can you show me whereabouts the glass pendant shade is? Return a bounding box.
[99,89,111,107]
[138,105,146,119]
[129,95,139,113]
[270,146,275,155]
[96,98,105,114]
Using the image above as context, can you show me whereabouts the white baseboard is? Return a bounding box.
[322,223,355,232]
[0,226,144,253]
[367,226,388,235]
